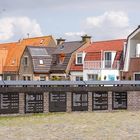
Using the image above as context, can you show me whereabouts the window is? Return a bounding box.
[27,76,31,81]
[12,59,16,65]
[59,53,65,64]
[60,45,64,50]
[24,57,28,66]
[76,76,83,81]
[88,74,98,81]
[7,76,11,81]
[40,39,44,44]
[104,52,112,68]
[23,76,26,81]
[40,75,46,81]
[39,60,44,65]
[23,76,31,81]
[76,53,83,64]
[134,73,140,80]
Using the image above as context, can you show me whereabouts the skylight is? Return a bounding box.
[39,60,44,65]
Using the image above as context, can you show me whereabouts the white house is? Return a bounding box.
[70,39,125,81]
[123,25,140,80]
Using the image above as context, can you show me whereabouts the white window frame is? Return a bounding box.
[40,75,46,81]
[88,74,98,81]
[39,59,44,65]
[76,53,83,65]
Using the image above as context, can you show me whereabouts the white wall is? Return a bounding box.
[83,70,101,81]
[83,69,120,81]
[101,70,120,81]
[70,72,83,81]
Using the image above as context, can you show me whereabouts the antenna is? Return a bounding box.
[27,33,30,38]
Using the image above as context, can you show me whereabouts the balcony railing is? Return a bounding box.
[84,60,120,70]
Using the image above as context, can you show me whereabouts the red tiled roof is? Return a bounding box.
[70,58,83,71]
[85,52,101,61]
[70,39,125,71]
[83,39,125,52]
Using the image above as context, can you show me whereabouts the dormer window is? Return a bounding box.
[40,39,44,44]
[76,53,83,64]
[12,59,16,65]
[23,57,28,66]
[60,45,64,50]
[59,53,65,64]
[39,60,44,65]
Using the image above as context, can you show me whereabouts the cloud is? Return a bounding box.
[85,11,129,28]
[65,32,85,37]
[64,31,86,41]
[83,11,133,40]
[0,16,43,42]
[64,11,134,41]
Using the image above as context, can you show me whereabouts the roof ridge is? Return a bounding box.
[0,42,18,45]
[63,41,83,43]
[23,35,52,40]
[92,39,126,44]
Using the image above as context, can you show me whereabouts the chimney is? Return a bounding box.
[81,34,91,43]
[56,38,65,45]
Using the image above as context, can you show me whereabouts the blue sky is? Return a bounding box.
[0,0,139,43]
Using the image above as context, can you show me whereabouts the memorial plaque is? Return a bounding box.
[72,92,88,111]
[0,93,19,114]
[93,92,108,110]
[113,92,127,109]
[49,92,66,112]
[25,93,43,113]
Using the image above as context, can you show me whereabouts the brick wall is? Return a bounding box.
[127,91,140,111]
[66,92,72,112]
[19,93,25,114]
[44,92,49,113]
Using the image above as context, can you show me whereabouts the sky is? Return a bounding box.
[0,0,139,43]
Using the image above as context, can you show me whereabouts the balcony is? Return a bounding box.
[84,60,120,70]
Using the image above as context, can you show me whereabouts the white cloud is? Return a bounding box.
[0,16,43,41]
[85,11,129,28]
[64,31,86,41]
[84,11,133,40]
[65,31,85,36]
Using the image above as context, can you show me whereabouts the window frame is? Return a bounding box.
[76,53,83,65]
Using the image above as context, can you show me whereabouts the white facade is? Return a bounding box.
[70,71,83,81]
[123,27,140,71]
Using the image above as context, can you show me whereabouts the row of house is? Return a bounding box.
[0,26,140,81]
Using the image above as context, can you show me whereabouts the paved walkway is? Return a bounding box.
[0,111,140,140]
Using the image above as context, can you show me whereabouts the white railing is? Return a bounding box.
[84,60,120,70]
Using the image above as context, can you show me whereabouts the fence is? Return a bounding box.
[0,80,140,114]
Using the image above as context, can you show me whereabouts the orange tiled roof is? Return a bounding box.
[2,36,54,72]
[0,48,8,74]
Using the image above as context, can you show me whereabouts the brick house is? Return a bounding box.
[50,35,91,80]
[1,36,56,80]
[19,46,56,81]
[123,26,140,80]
